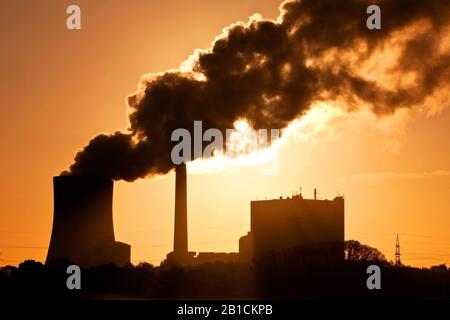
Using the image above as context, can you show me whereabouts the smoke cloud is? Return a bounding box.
[66,0,450,181]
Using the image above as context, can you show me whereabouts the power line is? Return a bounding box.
[401,233,450,240]
[0,231,49,234]
[0,246,47,249]
[1,259,24,263]
[0,224,250,235]
[0,240,237,250]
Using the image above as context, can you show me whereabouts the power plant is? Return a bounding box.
[164,165,344,266]
[46,176,130,267]
[239,192,345,263]
[46,168,344,268]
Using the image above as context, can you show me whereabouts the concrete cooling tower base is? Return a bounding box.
[46,175,130,268]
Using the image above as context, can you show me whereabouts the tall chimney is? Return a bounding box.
[174,163,188,255]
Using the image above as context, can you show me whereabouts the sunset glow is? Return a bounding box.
[0,0,449,271]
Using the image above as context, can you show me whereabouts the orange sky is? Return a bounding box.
[0,0,449,268]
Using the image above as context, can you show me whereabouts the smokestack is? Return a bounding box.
[165,163,195,265]
[46,176,130,267]
[174,163,188,255]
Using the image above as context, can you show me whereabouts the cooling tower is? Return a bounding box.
[46,175,130,267]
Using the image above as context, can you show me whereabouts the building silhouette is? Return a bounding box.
[239,232,253,263]
[240,192,345,263]
[164,164,344,266]
[195,252,239,264]
[46,176,130,267]
[47,172,344,268]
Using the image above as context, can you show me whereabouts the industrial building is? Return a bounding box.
[46,175,130,267]
[165,163,344,266]
[239,232,253,263]
[45,164,343,268]
[239,191,345,263]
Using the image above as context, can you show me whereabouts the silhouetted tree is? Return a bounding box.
[345,240,386,261]
[430,264,448,272]
[2,242,450,299]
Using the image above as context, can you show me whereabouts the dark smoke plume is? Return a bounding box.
[66,0,450,181]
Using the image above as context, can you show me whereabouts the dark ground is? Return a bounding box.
[1,249,449,300]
